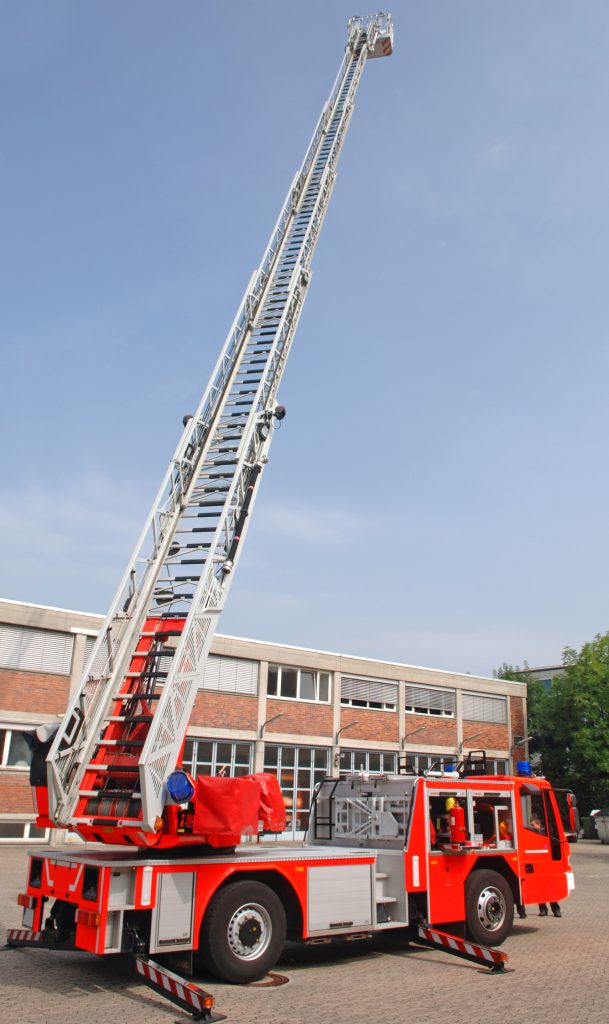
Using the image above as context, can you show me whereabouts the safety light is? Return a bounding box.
[166,770,195,803]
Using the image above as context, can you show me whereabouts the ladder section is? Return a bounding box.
[47,14,393,837]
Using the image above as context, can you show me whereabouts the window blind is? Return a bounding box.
[0,624,74,676]
[405,683,455,715]
[201,655,259,695]
[341,675,398,706]
[462,692,507,724]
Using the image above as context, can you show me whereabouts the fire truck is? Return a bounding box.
[7,12,574,1021]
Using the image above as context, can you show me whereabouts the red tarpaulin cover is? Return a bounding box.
[193,775,261,846]
[191,773,286,845]
[242,772,287,832]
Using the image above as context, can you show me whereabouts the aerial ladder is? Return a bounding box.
[43,13,394,846]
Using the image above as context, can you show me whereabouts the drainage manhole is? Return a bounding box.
[248,972,290,988]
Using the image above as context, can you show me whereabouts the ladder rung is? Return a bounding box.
[107,714,154,723]
[81,790,141,799]
[138,630,183,638]
[86,764,140,773]
[125,671,168,679]
[96,739,146,747]
[113,692,162,700]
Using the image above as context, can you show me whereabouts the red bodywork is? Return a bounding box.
[19,771,572,961]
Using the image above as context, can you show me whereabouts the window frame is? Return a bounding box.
[0,726,33,771]
[462,692,508,725]
[267,664,332,704]
[181,737,254,778]
[339,748,398,775]
[405,683,455,718]
[0,818,49,843]
[340,674,398,712]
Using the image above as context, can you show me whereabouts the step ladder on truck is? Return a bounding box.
[7,13,574,1021]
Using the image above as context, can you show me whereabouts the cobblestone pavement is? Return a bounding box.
[1,841,608,1024]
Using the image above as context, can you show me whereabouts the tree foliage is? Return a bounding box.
[497,634,609,814]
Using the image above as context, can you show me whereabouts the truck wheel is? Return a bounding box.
[198,880,286,984]
[465,869,514,946]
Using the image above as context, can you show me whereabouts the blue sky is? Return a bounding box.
[2,1,609,676]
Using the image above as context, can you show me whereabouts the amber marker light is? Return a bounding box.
[75,910,101,928]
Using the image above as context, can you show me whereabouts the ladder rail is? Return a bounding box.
[141,34,374,824]
[46,14,394,831]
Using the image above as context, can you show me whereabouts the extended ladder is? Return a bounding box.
[46,13,393,840]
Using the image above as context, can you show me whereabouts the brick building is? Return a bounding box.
[0,598,528,842]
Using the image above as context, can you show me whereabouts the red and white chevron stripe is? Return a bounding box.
[6,928,45,944]
[134,956,217,1017]
[417,925,507,969]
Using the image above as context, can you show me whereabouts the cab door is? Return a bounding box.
[518,783,568,905]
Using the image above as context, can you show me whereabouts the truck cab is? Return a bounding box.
[307,763,574,945]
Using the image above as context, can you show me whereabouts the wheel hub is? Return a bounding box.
[476,886,507,932]
[227,903,272,961]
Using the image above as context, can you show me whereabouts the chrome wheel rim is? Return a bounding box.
[475,886,507,933]
[227,902,273,961]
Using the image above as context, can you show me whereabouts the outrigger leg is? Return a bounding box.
[134,955,226,1021]
[413,925,509,973]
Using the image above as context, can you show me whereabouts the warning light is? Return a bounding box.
[166,770,195,803]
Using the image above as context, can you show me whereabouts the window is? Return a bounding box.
[341,675,397,711]
[83,634,98,667]
[471,794,514,847]
[520,784,547,835]
[405,684,455,717]
[182,738,253,778]
[264,744,329,836]
[0,624,74,675]
[201,656,259,696]
[401,752,458,774]
[339,749,397,775]
[462,693,507,725]
[0,728,33,770]
[0,820,49,843]
[268,665,331,703]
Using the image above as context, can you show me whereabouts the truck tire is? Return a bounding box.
[465,869,514,946]
[198,879,287,983]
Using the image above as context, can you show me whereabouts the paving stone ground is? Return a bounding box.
[1,841,608,1024]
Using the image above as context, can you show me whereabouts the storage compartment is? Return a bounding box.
[108,869,136,908]
[104,910,123,952]
[150,871,196,952]
[307,863,373,933]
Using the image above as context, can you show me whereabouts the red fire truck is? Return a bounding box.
[11,756,573,987]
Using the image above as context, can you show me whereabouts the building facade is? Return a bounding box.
[525,665,564,690]
[0,598,528,842]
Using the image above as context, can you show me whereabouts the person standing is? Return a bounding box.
[538,902,561,917]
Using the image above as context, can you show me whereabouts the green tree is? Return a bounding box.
[496,635,609,814]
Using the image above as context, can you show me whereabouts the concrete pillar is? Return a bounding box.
[254,661,268,773]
